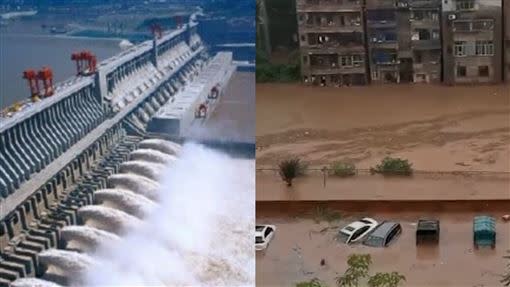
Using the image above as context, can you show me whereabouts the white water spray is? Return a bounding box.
[81,143,255,286]
[94,188,157,218]
[107,173,160,201]
[11,278,62,287]
[138,139,182,155]
[118,160,165,181]
[78,205,142,234]
[61,225,120,252]
[39,249,97,277]
[129,148,177,164]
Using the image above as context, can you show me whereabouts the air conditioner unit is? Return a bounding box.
[448,14,456,20]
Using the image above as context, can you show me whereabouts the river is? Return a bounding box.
[0,18,255,110]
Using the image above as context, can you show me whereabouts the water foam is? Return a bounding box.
[118,160,164,181]
[138,139,182,155]
[94,188,157,218]
[81,143,255,286]
[107,173,160,201]
[39,249,96,276]
[11,278,62,287]
[61,225,120,252]
[129,148,177,164]
[78,205,142,234]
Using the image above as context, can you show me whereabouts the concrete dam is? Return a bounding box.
[0,19,253,286]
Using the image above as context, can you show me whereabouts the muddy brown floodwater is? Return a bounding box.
[256,84,510,172]
[255,83,510,286]
[256,211,510,287]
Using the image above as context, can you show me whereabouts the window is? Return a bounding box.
[303,56,308,64]
[351,226,370,241]
[255,236,264,244]
[478,66,489,77]
[457,66,467,77]
[454,41,467,57]
[456,0,475,10]
[385,225,401,246]
[352,55,363,66]
[341,56,353,67]
[264,227,273,238]
[432,30,440,39]
[476,41,494,56]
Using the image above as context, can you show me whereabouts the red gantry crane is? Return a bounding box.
[71,50,97,76]
[23,69,41,101]
[38,67,54,97]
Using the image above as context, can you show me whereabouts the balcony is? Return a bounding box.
[300,24,363,33]
[367,20,397,28]
[297,0,362,12]
[409,0,441,8]
[307,65,366,75]
[411,39,441,50]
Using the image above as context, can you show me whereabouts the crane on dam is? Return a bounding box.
[71,51,97,76]
[22,69,40,102]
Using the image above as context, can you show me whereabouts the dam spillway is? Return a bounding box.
[0,18,246,286]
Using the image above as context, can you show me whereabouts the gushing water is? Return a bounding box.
[94,188,157,218]
[78,205,142,234]
[61,226,120,252]
[81,143,255,286]
[129,148,177,164]
[138,139,182,155]
[107,173,160,201]
[11,278,62,287]
[118,160,165,181]
[39,249,97,277]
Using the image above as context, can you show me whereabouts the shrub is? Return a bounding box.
[331,162,356,177]
[278,158,306,186]
[296,278,327,287]
[371,157,413,176]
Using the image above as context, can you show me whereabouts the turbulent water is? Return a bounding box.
[10,278,62,287]
[39,249,97,276]
[107,173,160,201]
[94,188,157,218]
[138,139,182,155]
[118,160,164,181]
[129,149,177,165]
[77,205,142,234]
[81,143,255,286]
[61,226,120,252]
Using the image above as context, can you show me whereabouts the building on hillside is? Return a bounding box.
[296,0,369,86]
[441,0,503,84]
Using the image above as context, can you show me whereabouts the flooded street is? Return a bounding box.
[256,84,510,173]
[256,212,510,287]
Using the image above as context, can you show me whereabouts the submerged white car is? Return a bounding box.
[338,218,378,244]
[255,225,276,251]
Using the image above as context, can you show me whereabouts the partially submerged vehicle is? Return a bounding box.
[416,219,440,244]
[255,225,276,251]
[337,218,378,244]
[473,216,495,249]
[363,221,401,247]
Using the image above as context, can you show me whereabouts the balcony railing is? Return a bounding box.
[297,0,362,11]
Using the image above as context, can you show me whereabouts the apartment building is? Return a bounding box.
[441,0,503,84]
[409,0,442,83]
[365,0,406,84]
[296,0,369,86]
[504,1,510,82]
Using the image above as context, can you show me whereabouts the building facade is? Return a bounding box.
[409,0,442,83]
[441,0,503,84]
[296,0,369,86]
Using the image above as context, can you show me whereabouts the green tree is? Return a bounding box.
[335,254,405,287]
[296,278,327,287]
[278,158,306,187]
